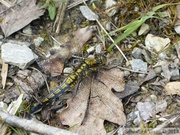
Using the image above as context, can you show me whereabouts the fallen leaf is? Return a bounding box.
[1,62,8,89]
[164,82,180,95]
[97,68,125,92]
[41,58,64,77]
[59,79,91,126]
[140,69,156,85]
[0,0,44,37]
[43,26,96,76]
[57,68,126,134]
[115,81,139,99]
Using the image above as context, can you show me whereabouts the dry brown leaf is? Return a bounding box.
[43,26,96,76]
[1,62,8,89]
[60,80,91,126]
[97,68,125,92]
[0,0,44,37]
[57,68,126,134]
[41,58,64,77]
[70,116,106,135]
[164,82,180,95]
[89,79,126,125]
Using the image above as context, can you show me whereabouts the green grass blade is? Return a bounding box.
[152,2,180,12]
[107,22,142,52]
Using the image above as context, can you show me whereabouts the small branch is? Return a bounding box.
[53,0,69,34]
[0,111,77,135]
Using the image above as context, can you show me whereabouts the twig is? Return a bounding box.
[117,66,148,74]
[152,115,180,133]
[53,0,69,34]
[0,111,78,135]
[67,0,88,10]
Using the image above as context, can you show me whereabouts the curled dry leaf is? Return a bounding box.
[0,0,44,37]
[42,26,96,76]
[164,82,180,95]
[57,68,126,134]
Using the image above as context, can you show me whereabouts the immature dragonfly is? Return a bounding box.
[30,54,106,113]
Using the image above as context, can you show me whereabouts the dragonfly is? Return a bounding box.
[30,54,106,114]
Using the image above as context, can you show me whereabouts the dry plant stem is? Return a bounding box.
[29,67,50,93]
[0,111,77,135]
[96,20,128,63]
[50,35,63,45]
[53,0,69,34]
[1,62,8,89]
[0,0,15,12]
[82,1,128,63]
[117,66,148,74]
[152,115,180,132]
[67,0,88,9]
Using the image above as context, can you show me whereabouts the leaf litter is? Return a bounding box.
[0,1,180,135]
[0,0,44,37]
[57,68,126,134]
[40,26,96,77]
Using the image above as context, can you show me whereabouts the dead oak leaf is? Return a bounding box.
[0,0,44,37]
[97,68,125,92]
[70,116,106,135]
[59,80,91,126]
[57,68,126,134]
[89,79,126,125]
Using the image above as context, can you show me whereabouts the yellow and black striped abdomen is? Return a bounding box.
[30,56,106,113]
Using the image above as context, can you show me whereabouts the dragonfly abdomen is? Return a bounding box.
[30,55,106,113]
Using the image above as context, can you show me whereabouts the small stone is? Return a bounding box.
[0,41,3,46]
[134,6,139,12]
[124,70,130,77]
[33,37,44,47]
[150,95,157,103]
[136,101,156,120]
[22,25,32,35]
[138,73,146,78]
[0,35,3,40]
[130,59,147,72]
[86,46,95,54]
[138,23,150,36]
[105,0,119,17]
[170,68,180,80]
[145,34,170,52]
[95,44,103,54]
[174,25,180,34]
[63,67,73,76]
[132,47,142,59]
[154,66,162,74]
[156,100,167,113]
[1,42,38,69]
[164,82,180,95]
